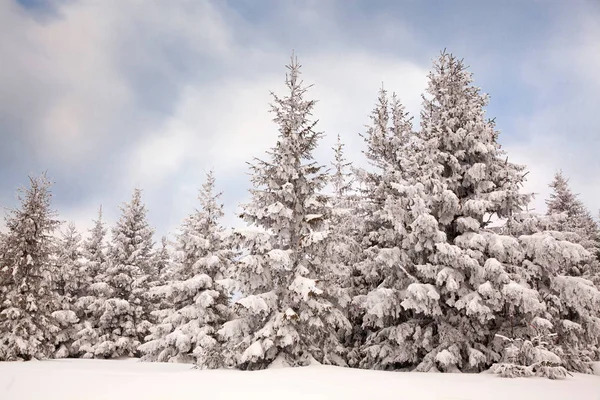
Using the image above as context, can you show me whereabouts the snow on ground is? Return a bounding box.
[0,359,598,400]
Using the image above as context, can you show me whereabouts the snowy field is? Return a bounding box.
[0,359,598,400]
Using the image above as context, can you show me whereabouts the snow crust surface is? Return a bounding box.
[0,359,598,400]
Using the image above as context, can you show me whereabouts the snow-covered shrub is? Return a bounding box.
[491,333,570,379]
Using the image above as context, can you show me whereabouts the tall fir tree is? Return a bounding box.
[328,134,359,291]
[73,207,108,357]
[75,189,154,358]
[354,52,563,373]
[54,222,84,300]
[53,222,84,358]
[0,175,63,361]
[220,55,350,369]
[397,51,540,372]
[327,134,360,360]
[81,206,107,287]
[348,87,418,368]
[397,51,599,374]
[140,171,232,367]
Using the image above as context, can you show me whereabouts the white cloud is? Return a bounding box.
[4,0,598,239]
[505,6,600,216]
[124,50,429,234]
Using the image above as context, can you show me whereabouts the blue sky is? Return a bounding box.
[1,0,599,237]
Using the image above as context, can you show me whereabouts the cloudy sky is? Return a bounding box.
[1,0,599,238]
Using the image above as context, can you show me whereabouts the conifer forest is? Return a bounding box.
[2,51,599,384]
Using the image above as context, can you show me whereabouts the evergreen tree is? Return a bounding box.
[328,134,359,292]
[75,189,154,358]
[220,55,350,369]
[331,134,354,198]
[73,206,108,357]
[54,222,84,300]
[390,51,599,374]
[348,87,418,368]
[0,174,62,361]
[397,51,538,372]
[53,222,84,358]
[81,206,107,287]
[504,210,600,373]
[354,52,550,372]
[327,134,360,362]
[545,171,599,268]
[140,171,231,367]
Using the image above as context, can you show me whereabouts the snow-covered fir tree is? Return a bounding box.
[54,222,84,299]
[220,55,350,369]
[331,134,354,199]
[53,222,84,358]
[504,211,600,373]
[399,51,598,374]
[328,135,360,296]
[0,175,64,361]
[347,87,418,368]
[353,51,567,373]
[73,207,108,357]
[546,172,598,246]
[140,171,231,367]
[545,171,599,271]
[326,134,360,361]
[394,51,543,373]
[75,189,154,358]
[491,333,570,379]
[81,206,107,288]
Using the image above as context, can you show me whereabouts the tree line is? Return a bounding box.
[1,51,599,379]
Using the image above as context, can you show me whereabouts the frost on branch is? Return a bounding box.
[491,333,570,379]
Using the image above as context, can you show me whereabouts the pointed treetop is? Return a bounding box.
[546,171,580,216]
[331,134,353,197]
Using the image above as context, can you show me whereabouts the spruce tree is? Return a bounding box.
[502,206,600,373]
[0,174,62,361]
[349,87,418,368]
[220,55,349,369]
[328,134,359,296]
[54,222,84,300]
[545,172,599,262]
[140,171,231,367]
[398,51,538,372]
[76,189,154,358]
[327,134,360,363]
[355,52,550,372]
[81,206,107,287]
[53,222,84,358]
[0,231,7,308]
[73,206,108,357]
[392,51,600,374]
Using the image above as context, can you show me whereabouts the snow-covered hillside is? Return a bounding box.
[0,359,598,400]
